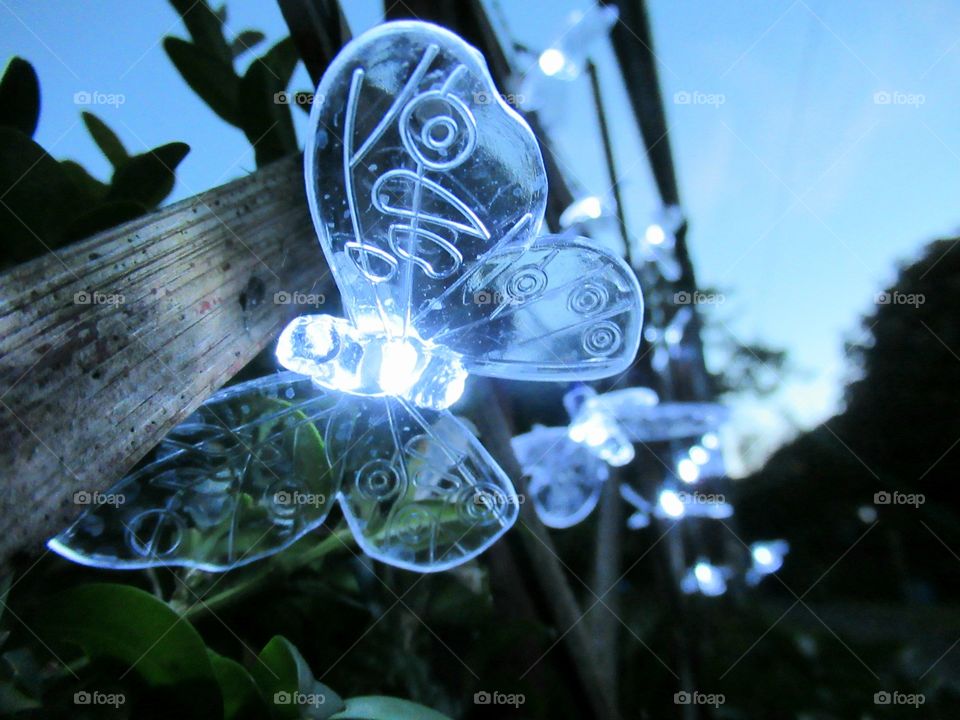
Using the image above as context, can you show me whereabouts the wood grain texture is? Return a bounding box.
[0,154,330,563]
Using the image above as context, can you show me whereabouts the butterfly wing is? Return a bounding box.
[512,425,609,529]
[589,388,729,442]
[419,234,643,380]
[328,395,518,572]
[48,374,342,571]
[306,21,546,337]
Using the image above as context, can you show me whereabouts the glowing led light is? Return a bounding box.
[677,458,700,484]
[658,489,685,518]
[682,560,728,596]
[689,445,709,465]
[645,224,666,246]
[559,195,606,228]
[754,546,773,566]
[702,432,720,450]
[379,339,420,395]
[539,48,567,76]
[746,540,789,585]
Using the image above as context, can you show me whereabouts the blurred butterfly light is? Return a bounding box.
[49,21,643,574]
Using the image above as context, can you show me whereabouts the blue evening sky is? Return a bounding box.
[3,1,958,465]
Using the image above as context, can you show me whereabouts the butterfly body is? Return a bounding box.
[277,314,467,410]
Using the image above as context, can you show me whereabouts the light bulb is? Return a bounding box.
[538,48,567,77]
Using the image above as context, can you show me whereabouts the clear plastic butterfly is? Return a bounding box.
[513,384,728,528]
[48,21,643,574]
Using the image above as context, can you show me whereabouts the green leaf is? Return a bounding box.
[59,159,109,203]
[330,697,454,720]
[108,141,189,208]
[232,30,266,58]
[237,38,299,166]
[0,127,83,263]
[164,36,240,125]
[208,650,268,720]
[62,199,146,241]
[251,636,344,719]
[169,0,233,66]
[0,57,40,137]
[33,583,221,715]
[82,111,127,168]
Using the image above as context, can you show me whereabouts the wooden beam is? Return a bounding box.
[0,154,329,564]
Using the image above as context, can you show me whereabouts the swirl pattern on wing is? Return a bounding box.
[327,396,519,572]
[305,21,547,337]
[48,374,341,571]
[512,425,609,529]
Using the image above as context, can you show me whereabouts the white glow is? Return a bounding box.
[443,372,466,408]
[753,546,773,567]
[644,223,666,246]
[692,561,727,596]
[689,445,709,465]
[677,458,700,484]
[702,432,720,450]
[539,48,567,77]
[746,540,788,585]
[379,340,420,395]
[658,490,685,518]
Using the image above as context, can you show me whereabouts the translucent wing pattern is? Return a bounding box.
[512,425,609,529]
[49,374,340,571]
[305,21,642,379]
[427,235,643,380]
[330,397,518,571]
[306,21,546,337]
[49,375,518,573]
